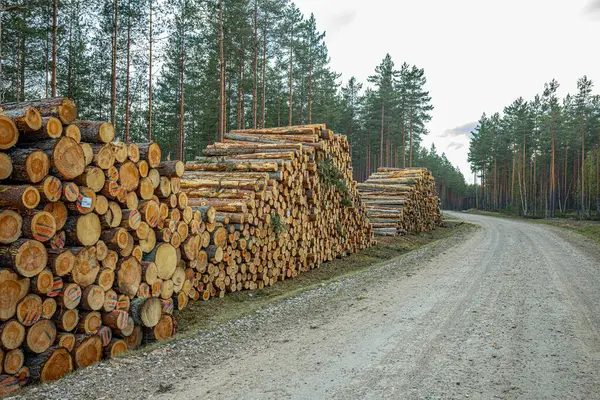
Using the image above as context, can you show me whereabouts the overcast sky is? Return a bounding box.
[293,0,600,182]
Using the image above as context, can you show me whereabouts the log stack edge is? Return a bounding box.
[358,168,443,236]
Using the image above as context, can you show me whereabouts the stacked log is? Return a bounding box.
[0,98,184,392]
[181,124,374,296]
[358,168,442,236]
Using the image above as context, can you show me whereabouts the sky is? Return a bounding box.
[293,0,600,182]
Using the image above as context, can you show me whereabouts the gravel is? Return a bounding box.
[15,212,600,399]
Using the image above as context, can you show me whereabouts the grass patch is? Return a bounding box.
[538,219,600,243]
[174,221,470,335]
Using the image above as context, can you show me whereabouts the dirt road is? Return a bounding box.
[20,213,600,399]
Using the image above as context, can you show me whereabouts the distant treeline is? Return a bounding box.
[469,78,600,217]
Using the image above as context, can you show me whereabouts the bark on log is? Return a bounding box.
[137,142,162,168]
[71,334,102,368]
[71,121,114,143]
[26,346,73,383]
[0,239,47,277]
[8,148,50,183]
[129,297,161,328]
[142,243,177,280]
[1,98,77,124]
[0,185,40,210]
[77,311,102,334]
[64,214,101,246]
[17,117,62,141]
[22,211,56,242]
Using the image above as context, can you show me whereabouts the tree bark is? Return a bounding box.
[178,6,185,162]
[125,0,132,142]
[111,0,118,127]
[379,102,384,167]
[51,0,58,97]
[219,0,225,140]
[148,0,153,140]
[252,0,258,129]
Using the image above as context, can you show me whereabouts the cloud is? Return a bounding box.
[446,141,465,151]
[584,0,600,14]
[440,121,478,139]
[331,9,356,29]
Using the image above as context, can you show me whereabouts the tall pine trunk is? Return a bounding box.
[148,0,153,140]
[379,102,384,167]
[51,0,58,97]
[261,24,267,128]
[124,0,131,142]
[237,45,244,130]
[45,4,50,97]
[288,27,294,126]
[19,33,24,101]
[178,9,185,161]
[252,0,258,129]
[401,109,406,168]
[409,109,413,167]
[67,13,73,98]
[218,0,225,140]
[111,0,118,126]
[581,111,585,215]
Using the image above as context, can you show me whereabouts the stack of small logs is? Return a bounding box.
[0,98,192,393]
[358,168,443,236]
[181,124,374,296]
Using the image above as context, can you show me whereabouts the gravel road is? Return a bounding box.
[19,213,600,400]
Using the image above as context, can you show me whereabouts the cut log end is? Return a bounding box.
[0,116,18,150]
[0,210,22,244]
[53,137,85,180]
[0,152,13,180]
[14,239,48,277]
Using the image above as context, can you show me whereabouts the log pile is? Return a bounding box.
[0,102,374,393]
[358,168,443,236]
[0,98,185,393]
[181,124,374,295]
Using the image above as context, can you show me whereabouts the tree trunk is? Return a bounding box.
[148,0,153,141]
[125,0,132,142]
[219,0,225,140]
[379,103,384,168]
[581,111,585,215]
[288,26,294,126]
[111,0,118,127]
[409,109,413,167]
[550,110,556,217]
[252,0,258,129]
[51,0,58,97]
[401,109,405,168]
[261,23,267,128]
[178,9,185,162]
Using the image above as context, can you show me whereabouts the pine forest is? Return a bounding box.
[468,78,600,218]
[0,0,467,210]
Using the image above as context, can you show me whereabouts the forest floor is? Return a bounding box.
[13,212,600,399]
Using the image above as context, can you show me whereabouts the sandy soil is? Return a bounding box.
[17,213,600,399]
